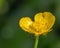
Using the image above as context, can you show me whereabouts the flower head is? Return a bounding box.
[19,12,55,36]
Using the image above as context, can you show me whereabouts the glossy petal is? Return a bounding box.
[34,13,43,22]
[19,17,33,33]
[34,12,55,35]
[42,12,55,31]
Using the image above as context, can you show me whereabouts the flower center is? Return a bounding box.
[29,21,47,33]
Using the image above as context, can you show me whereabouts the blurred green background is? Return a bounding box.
[0,0,60,48]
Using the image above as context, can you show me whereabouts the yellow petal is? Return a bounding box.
[34,13,43,22]
[34,12,55,35]
[43,12,55,31]
[19,17,33,33]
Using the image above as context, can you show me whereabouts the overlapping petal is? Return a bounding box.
[19,17,33,33]
[34,12,55,35]
[43,12,55,30]
[34,13,43,22]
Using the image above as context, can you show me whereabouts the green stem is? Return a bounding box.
[34,36,39,48]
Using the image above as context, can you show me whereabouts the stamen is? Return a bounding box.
[29,21,48,33]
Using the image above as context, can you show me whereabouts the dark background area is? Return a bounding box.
[0,0,60,48]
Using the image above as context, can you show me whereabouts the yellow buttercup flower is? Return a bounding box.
[19,12,55,36]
